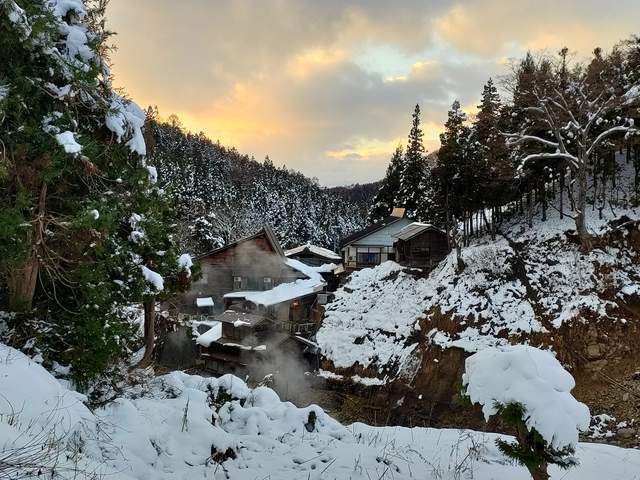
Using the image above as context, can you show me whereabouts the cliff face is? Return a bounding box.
[317,199,640,443]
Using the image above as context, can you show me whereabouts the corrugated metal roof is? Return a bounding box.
[392,222,445,241]
[339,215,406,248]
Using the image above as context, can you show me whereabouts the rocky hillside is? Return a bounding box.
[317,175,640,444]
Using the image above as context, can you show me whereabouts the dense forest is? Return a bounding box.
[145,112,368,254]
[370,40,640,254]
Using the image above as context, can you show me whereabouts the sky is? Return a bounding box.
[107,0,639,186]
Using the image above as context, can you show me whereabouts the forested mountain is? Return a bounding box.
[325,181,381,217]
[145,113,367,254]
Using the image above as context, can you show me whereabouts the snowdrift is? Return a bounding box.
[2,341,639,479]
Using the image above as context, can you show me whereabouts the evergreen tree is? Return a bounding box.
[0,0,189,385]
[398,104,428,217]
[368,145,404,222]
[472,79,513,235]
[434,100,470,233]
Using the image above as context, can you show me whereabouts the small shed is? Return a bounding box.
[393,222,450,269]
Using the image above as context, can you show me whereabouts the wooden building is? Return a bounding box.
[339,208,412,269]
[194,309,289,374]
[181,225,329,373]
[180,225,307,314]
[392,222,450,269]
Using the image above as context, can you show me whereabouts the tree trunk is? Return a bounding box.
[8,183,47,312]
[575,162,593,251]
[529,466,550,480]
[559,167,565,219]
[138,297,156,368]
[8,259,39,312]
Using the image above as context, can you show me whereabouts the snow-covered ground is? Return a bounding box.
[317,166,640,378]
[2,341,639,480]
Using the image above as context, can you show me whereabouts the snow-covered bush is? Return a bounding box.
[463,345,590,480]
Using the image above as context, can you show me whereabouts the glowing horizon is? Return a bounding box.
[107,0,639,186]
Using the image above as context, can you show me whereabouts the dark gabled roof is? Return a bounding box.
[393,222,447,242]
[197,224,284,259]
[339,216,406,248]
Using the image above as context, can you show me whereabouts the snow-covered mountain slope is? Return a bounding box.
[2,341,639,479]
[318,199,640,380]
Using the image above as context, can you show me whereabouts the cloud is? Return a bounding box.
[107,0,640,186]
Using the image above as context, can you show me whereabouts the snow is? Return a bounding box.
[318,161,640,376]
[146,165,158,184]
[352,375,387,386]
[54,130,82,154]
[225,258,326,307]
[178,253,193,276]
[195,321,222,347]
[623,84,640,105]
[61,23,93,65]
[224,279,324,307]
[105,96,147,156]
[317,261,425,373]
[128,212,145,243]
[463,345,591,450]
[312,262,340,273]
[195,296,214,308]
[0,342,91,436]
[285,243,342,261]
[2,340,639,480]
[140,265,164,291]
[285,257,324,282]
[47,0,87,18]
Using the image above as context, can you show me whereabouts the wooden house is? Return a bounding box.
[181,225,329,373]
[392,222,450,269]
[339,208,412,269]
[194,309,290,374]
[179,225,307,314]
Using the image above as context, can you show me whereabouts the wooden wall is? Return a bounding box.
[179,234,305,313]
[396,230,450,269]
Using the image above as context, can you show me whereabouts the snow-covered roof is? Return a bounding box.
[393,222,445,241]
[195,321,222,347]
[195,297,214,308]
[339,215,408,247]
[224,280,325,307]
[285,244,342,261]
[223,258,326,307]
[215,310,267,328]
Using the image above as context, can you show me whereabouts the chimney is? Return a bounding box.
[390,207,406,218]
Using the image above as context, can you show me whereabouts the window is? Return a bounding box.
[356,247,381,266]
[233,276,243,290]
[263,277,273,290]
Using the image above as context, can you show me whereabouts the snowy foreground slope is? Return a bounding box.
[317,199,640,379]
[2,343,639,479]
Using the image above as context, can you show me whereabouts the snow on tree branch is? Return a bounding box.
[463,345,590,451]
